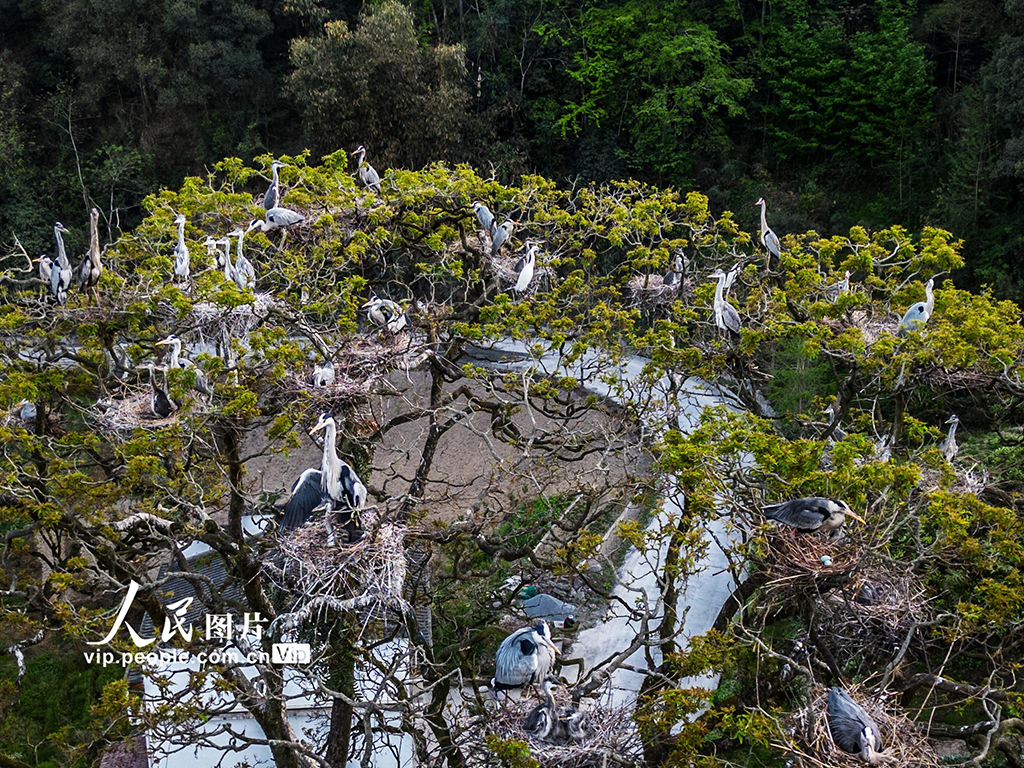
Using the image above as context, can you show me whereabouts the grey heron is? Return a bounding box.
[897,278,935,336]
[173,214,190,281]
[491,219,515,258]
[824,402,848,440]
[663,253,684,287]
[33,255,52,284]
[228,227,256,290]
[723,262,740,300]
[313,360,335,388]
[250,207,306,233]
[362,296,407,334]
[523,677,589,744]
[280,413,367,542]
[491,621,558,694]
[205,236,223,270]
[156,335,212,395]
[351,146,381,194]
[710,269,741,337]
[762,497,864,534]
[218,235,236,283]
[755,197,782,265]
[472,201,495,237]
[939,414,959,463]
[145,363,177,419]
[827,271,851,302]
[50,222,72,304]
[827,687,885,764]
[514,242,539,293]
[264,161,285,211]
[74,207,103,295]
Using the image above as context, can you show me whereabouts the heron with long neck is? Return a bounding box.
[755,197,782,266]
[939,414,959,463]
[144,363,177,419]
[173,214,190,281]
[228,227,255,290]
[710,269,741,337]
[50,222,72,304]
[75,208,103,296]
[351,145,381,194]
[156,335,212,395]
[897,278,935,336]
[663,253,684,287]
[280,413,367,540]
[264,161,285,210]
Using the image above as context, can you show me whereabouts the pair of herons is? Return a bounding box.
[35,210,103,304]
[471,202,540,293]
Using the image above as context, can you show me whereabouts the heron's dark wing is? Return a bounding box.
[828,688,880,754]
[762,498,829,531]
[663,270,678,286]
[264,181,279,210]
[280,468,325,531]
[494,627,540,687]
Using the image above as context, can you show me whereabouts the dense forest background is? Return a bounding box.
[2,0,1023,297]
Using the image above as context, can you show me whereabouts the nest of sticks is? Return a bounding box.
[782,685,939,768]
[627,274,688,306]
[764,530,928,672]
[190,293,283,341]
[468,693,642,768]
[263,515,409,631]
[91,391,185,432]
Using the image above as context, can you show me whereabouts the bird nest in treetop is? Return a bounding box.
[261,515,408,633]
[450,234,554,293]
[189,293,284,340]
[468,693,642,768]
[781,685,939,768]
[627,274,689,306]
[90,391,199,433]
[764,530,930,673]
[281,334,432,399]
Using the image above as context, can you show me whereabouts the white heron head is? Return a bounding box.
[174,213,186,225]
[55,222,69,233]
[755,197,766,207]
[945,414,959,425]
[472,201,483,211]
[32,255,52,265]
[271,161,286,170]
[351,145,366,158]
[311,412,335,434]
[361,295,381,309]
[708,269,725,281]
[155,335,180,347]
[836,499,865,524]
[532,622,558,655]
[227,228,244,238]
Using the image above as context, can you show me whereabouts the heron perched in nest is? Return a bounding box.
[828,687,887,764]
[663,253,684,287]
[143,363,177,419]
[897,278,935,336]
[515,243,539,293]
[523,677,590,744]
[761,497,864,534]
[362,296,408,334]
[263,161,286,210]
[492,621,559,695]
[156,335,212,395]
[492,219,516,258]
[280,413,366,542]
[312,360,335,388]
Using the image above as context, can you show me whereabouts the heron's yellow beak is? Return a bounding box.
[155,339,172,346]
[32,257,40,263]
[846,510,866,524]
[361,300,373,308]
[311,420,327,433]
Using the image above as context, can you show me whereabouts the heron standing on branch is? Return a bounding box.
[264,161,286,210]
[173,214,190,282]
[755,197,782,266]
[663,253,684,287]
[491,220,516,258]
[515,242,539,293]
[229,227,256,290]
[472,201,495,239]
[362,296,408,334]
[351,146,381,194]
[75,208,102,296]
[939,414,959,462]
[50,222,72,305]
[710,269,741,338]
